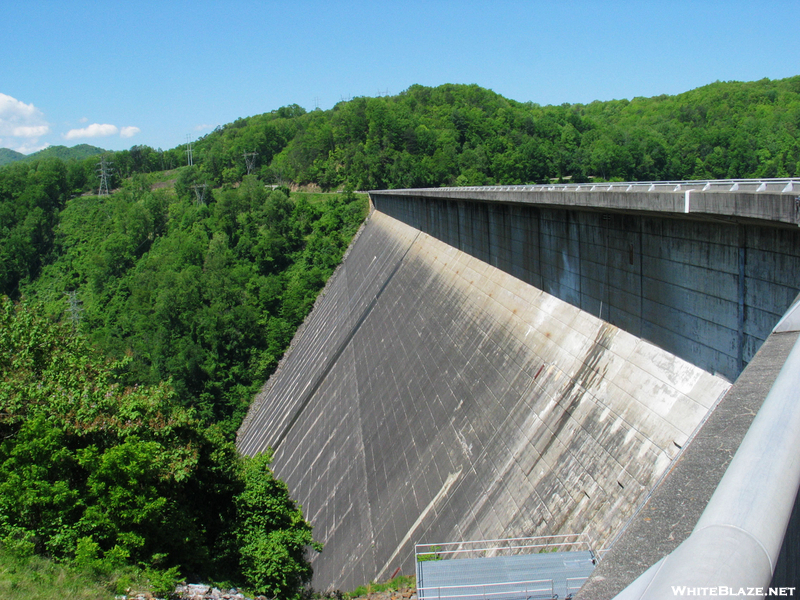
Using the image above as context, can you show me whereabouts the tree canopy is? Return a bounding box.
[188,77,800,189]
[0,296,319,595]
[0,158,365,596]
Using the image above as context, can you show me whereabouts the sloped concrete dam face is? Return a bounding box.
[237,211,730,591]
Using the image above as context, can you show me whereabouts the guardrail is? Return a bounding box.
[416,534,596,600]
[566,577,586,595]
[415,534,595,561]
[417,578,557,600]
[375,177,800,195]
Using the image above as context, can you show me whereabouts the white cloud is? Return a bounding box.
[0,92,50,153]
[64,123,119,140]
[120,126,140,138]
[0,93,39,123]
[16,141,51,154]
[13,125,50,137]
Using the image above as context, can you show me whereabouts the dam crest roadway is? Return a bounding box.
[237,178,800,598]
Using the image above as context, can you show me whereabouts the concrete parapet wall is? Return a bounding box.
[238,211,730,591]
[382,186,800,226]
[372,193,800,381]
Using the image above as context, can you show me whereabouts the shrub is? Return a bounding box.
[236,451,321,598]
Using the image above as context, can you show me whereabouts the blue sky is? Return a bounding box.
[2,0,798,154]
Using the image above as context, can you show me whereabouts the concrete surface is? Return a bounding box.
[370,191,800,382]
[238,211,730,591]
[576,329,800,599]
[377,183,800,226]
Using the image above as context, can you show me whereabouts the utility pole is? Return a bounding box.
[192,183,208,206]
[186,135,193,167]
[97,155,113,196]
[244,151,258,176]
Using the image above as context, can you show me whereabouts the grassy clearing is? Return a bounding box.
[0,547,179,600]
[148,167,186,183]
[0,549,114,600]
[292,191,369,206]
[344,574,416,599]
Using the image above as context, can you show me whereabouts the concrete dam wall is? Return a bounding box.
[371,187,800,383]
[237,208,732,591]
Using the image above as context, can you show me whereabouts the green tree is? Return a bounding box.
[0,297,320,597]
[236,451,321,598]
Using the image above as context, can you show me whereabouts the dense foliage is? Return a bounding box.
[0,154,364,595]
[187,77,800,189]
[1,161,367,432]
[0,148,25,166]
[236,452,321,597]
[0,294,234,573]
[0,297,320,595]
[0,158,70,297]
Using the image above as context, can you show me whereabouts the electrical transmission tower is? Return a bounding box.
[193,183,208,205]
[66,290,83,328]
[186,135,194,166]
[97,155,113,196]
[244,151,258,176]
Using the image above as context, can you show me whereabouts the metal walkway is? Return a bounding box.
[416,537,597,600]
[417,552,596,600]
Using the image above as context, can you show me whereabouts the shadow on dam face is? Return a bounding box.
[237,210,732,592]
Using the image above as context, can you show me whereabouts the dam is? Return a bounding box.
[237,180,800,596]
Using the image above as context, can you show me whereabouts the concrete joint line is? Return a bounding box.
[684,190,692,213]
[271,230,420,452]
[599,383,730,558]
[375,468,463,582]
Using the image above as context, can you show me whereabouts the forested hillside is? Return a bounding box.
[0,153,366,596]
[1,162,367,432]
[185,76,800,189]
[1,296,320,597]
[0,147,25,166]
[0,144,106,167]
